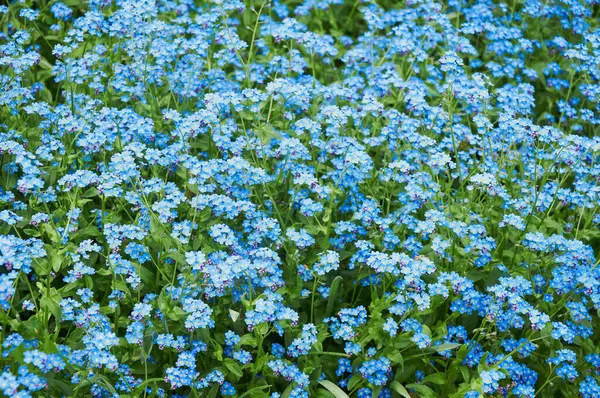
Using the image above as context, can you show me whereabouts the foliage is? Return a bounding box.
[1,0,600,397]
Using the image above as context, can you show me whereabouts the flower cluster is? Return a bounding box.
[1,0,600,397]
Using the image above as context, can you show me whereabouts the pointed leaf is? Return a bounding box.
[325,276,343,317]
[433,342,462,352]
[390,381,411,398]
[318,380,350,398]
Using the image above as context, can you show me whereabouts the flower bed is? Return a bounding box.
[1,0,600,397]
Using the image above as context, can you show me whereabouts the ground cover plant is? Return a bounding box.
[2,0,600,397]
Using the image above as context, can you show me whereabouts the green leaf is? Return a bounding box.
[83,187,99,198]
[389,352,404,365]
[136,265,155,287]
[318,380,350,398]
[40,294,62,321]
[51,253,64,273]
[77,198,93,207]
[315,390,336,398]
[239,385,272,398]
[50,380,74,396]
[310,365,323,381]
[150,216,166,237]
[239,334,257,347]
[432,342,462,352]
[162,252,186,269]
[423,373,446,385]
[406,384,437,398]
[23,228,40,237]
[325,276,343,317]
[421,324,432,337]
[459,366,470,382]
[281,384,294,398]
[230,308,240,322]
[206,384,219,398]
[224,358,243,379]
[72,224,102,239]
[42,224,60,244]
[211,340,223,361]
[141,331,153,361]
[32,259,51,277]
[390,381,411,398]
[347,373,362,391]
[238,110,255,120]
[166,306,186,321]
[256,124,281,144]
[93,375,118,395]
[132,377,165,395]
